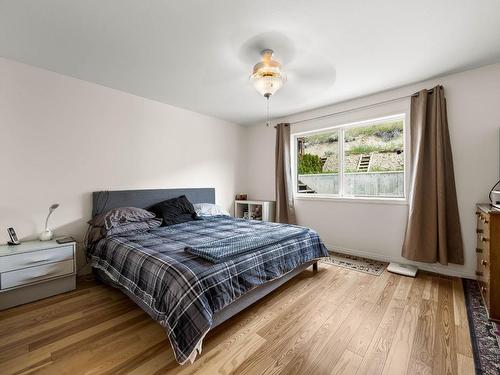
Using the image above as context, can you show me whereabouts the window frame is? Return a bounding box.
[292,113,409,204]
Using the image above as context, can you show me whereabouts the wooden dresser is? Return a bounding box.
[476,204,500,322]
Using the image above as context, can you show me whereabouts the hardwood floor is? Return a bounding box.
[0,264,474,374]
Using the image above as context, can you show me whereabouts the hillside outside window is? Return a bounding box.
[294,115,406,199]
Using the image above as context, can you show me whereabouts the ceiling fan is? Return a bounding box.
[203,31,336,125]
[241,31,336,126]
[250,49,287,126]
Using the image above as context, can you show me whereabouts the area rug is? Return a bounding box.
[463,278,500,375]
[320,251,388,276]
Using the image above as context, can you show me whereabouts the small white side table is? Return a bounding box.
[234,200,276,222]
[0,240,76,310]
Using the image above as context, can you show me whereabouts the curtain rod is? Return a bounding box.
[275,87,438,127]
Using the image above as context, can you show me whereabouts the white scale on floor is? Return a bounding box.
[387,262,418,277]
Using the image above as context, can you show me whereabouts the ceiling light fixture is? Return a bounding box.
[250,49,286,126]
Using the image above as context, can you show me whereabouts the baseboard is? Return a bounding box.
[326,244,476,280]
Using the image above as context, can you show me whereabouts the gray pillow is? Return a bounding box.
[104,218,162,237]
[193,203,230,217]
[89,207,156,230]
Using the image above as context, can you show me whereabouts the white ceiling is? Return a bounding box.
[1,0,500,125]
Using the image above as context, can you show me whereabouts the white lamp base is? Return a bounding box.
[39,229,54,241]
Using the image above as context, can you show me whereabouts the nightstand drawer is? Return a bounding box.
[0,245,74,273]
[1,260,74,290]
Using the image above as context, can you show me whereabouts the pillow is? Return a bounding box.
[149,195,196,226]
[104,218,162,237]
[89,207,155,230]
[86,218,162,245]
[193,203,230,217]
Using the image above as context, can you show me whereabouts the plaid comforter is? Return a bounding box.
[88,216,328,364]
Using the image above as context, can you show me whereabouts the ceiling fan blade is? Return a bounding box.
[285,54,337,92]
[236,30,297,66]
[202,71,247,87]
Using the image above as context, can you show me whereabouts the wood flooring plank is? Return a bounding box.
[234,276,355,375]
[188,333,266,375]
[305,298,373,374]
[452,278,473,358]
[0,309,148,375]
[0,289,120,337]
[257,273,370,374]
[126,348,176,375]
[37,320,165,375]
[456,353,475,375]
[381,276,426,375]
[0,294,126,348]
[0,279,112,322]
[98,339,170,375]
[347,273,400,356]
[271,273,375,375]
[355,276,414,375]
[256,270,347,340]
[432,278,459,375]
[407,298,437,375]
[331,349,363,375]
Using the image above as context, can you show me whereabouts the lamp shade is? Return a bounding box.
[251,73,285,97]
[250,49,286,97]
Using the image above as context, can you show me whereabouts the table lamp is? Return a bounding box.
[39,203,59,241]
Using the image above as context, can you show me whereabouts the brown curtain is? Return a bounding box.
[402,85,464,265]
[275,123,296,224]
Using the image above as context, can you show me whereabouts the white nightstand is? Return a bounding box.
[0,240,76,310]
[234,200,276,222]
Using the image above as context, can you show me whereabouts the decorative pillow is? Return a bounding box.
[104,218,162,237]
[89,207,155,230]
[193,203,230,217]
[149,195,196,226]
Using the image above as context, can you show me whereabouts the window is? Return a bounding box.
[294,115,406,199]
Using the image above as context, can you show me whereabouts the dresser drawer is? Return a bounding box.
[0,245,74,273]
[0,260,74,290]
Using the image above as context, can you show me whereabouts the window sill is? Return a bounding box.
[294,194,408,206]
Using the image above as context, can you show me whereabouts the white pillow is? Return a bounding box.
[194,203,230,217]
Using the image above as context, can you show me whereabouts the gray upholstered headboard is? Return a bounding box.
[92,188,215,217]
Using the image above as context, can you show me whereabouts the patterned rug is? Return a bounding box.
[463,279,500,375]
[320,251,388,276]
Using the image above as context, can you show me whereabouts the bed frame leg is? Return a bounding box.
[312,261,318,272]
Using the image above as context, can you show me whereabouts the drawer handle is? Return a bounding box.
[476,271,484,277]
[482,260,488,267]
[481,286,487,294]
[481,236,489,243]
[476,248,483,253]
[30,257,52,263]
[476,229,484,234]
[482,218,489,224]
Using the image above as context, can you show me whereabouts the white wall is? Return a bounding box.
[243,63,500,279]
[0,58,245,273]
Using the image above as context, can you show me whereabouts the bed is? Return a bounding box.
[87,188,328,364]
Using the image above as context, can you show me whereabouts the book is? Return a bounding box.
[56,236,75,244]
